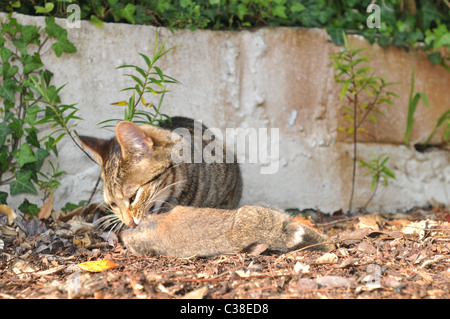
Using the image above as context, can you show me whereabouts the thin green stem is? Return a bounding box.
[364,177,379,209]
[348,51,358,213]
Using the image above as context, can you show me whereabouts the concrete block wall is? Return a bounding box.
[1,13,449,213]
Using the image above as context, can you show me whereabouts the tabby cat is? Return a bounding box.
[121,205,333,257]
[80,117,331,257]
[79,117,242,227]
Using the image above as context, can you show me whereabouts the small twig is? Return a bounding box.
[83,173,102,211]
[314,216,358,227]
[363,178,379,209]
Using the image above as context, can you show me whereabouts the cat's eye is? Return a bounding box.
[110,202,118,209]
[129,193,137,205]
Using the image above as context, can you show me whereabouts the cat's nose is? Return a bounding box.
[121,209,135,226]
[133,217,141,225]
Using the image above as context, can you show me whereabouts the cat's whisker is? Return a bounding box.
[156,179,187,196]
[98,202,110,210]
[108,218,124,234]
[144,180,187,213]
[97,219,119,231]
[94,214,123,231]
[151,179,187,202]
[97,201,112,210]
[93,214,115,227]
[146,199,175,214]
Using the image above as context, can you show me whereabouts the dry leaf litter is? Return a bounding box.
[1,202,449,299]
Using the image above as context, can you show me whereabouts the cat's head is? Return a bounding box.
[79,121,180,226]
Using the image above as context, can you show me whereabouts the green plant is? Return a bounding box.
[331,35,397,212]
[424,21,450,71]
[358,153,396,209]
[99,32,179,128]
[404,68,429,146]
[3,0,450,62]
[0,15,78,210]
[61,200,86,212]
[78,33,179,214]
[423,110,450,148]
[404,68,449,150]
[36,161,65,202]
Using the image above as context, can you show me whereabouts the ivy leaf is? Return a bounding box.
[45,17,65,38]
[21,52,44,74]
[0,191,7,205]
[45,17,77,56]
[18,198,39,216]
[0,78,19,102]
[25,127,40,148]
[51,38,77,57]
[0,148,8,172]
[273,5,287,19]
[12,38,27,55]
[3,63,19,79]
[34,148,50,171]
[291,2,306,13]
[434,33,450,50]
[428,53,441,67]
[17,143,37,167]
[420,2,445,30]
[236,4,248,21]
[326,27,345,45]
[121,4,136,24]
[10,170,38,195]
[0,122,11,147]
[0,47,12,62]
[89,15,104,28]
[180,0,192,9]
[10,1,20,8]
[21,25,39,44]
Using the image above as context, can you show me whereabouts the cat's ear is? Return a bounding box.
[78,136,111,165]
[115,121,154,160]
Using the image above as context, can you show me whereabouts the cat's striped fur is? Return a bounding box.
[79,117,242,226]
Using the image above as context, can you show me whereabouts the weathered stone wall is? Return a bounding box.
[1,13,449,213]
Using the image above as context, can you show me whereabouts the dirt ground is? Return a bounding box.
[1,203,449,300]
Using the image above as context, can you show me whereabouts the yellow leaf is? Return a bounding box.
[73,233,91,248]
[110,101,127,106]
[140,97,153,108]
[78,260,119,272]
[38,194,53,220]
[315,252,338,264]
[0,204,16,225]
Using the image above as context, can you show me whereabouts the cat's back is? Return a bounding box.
[159,116,201,134]
[160,116,242,209]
